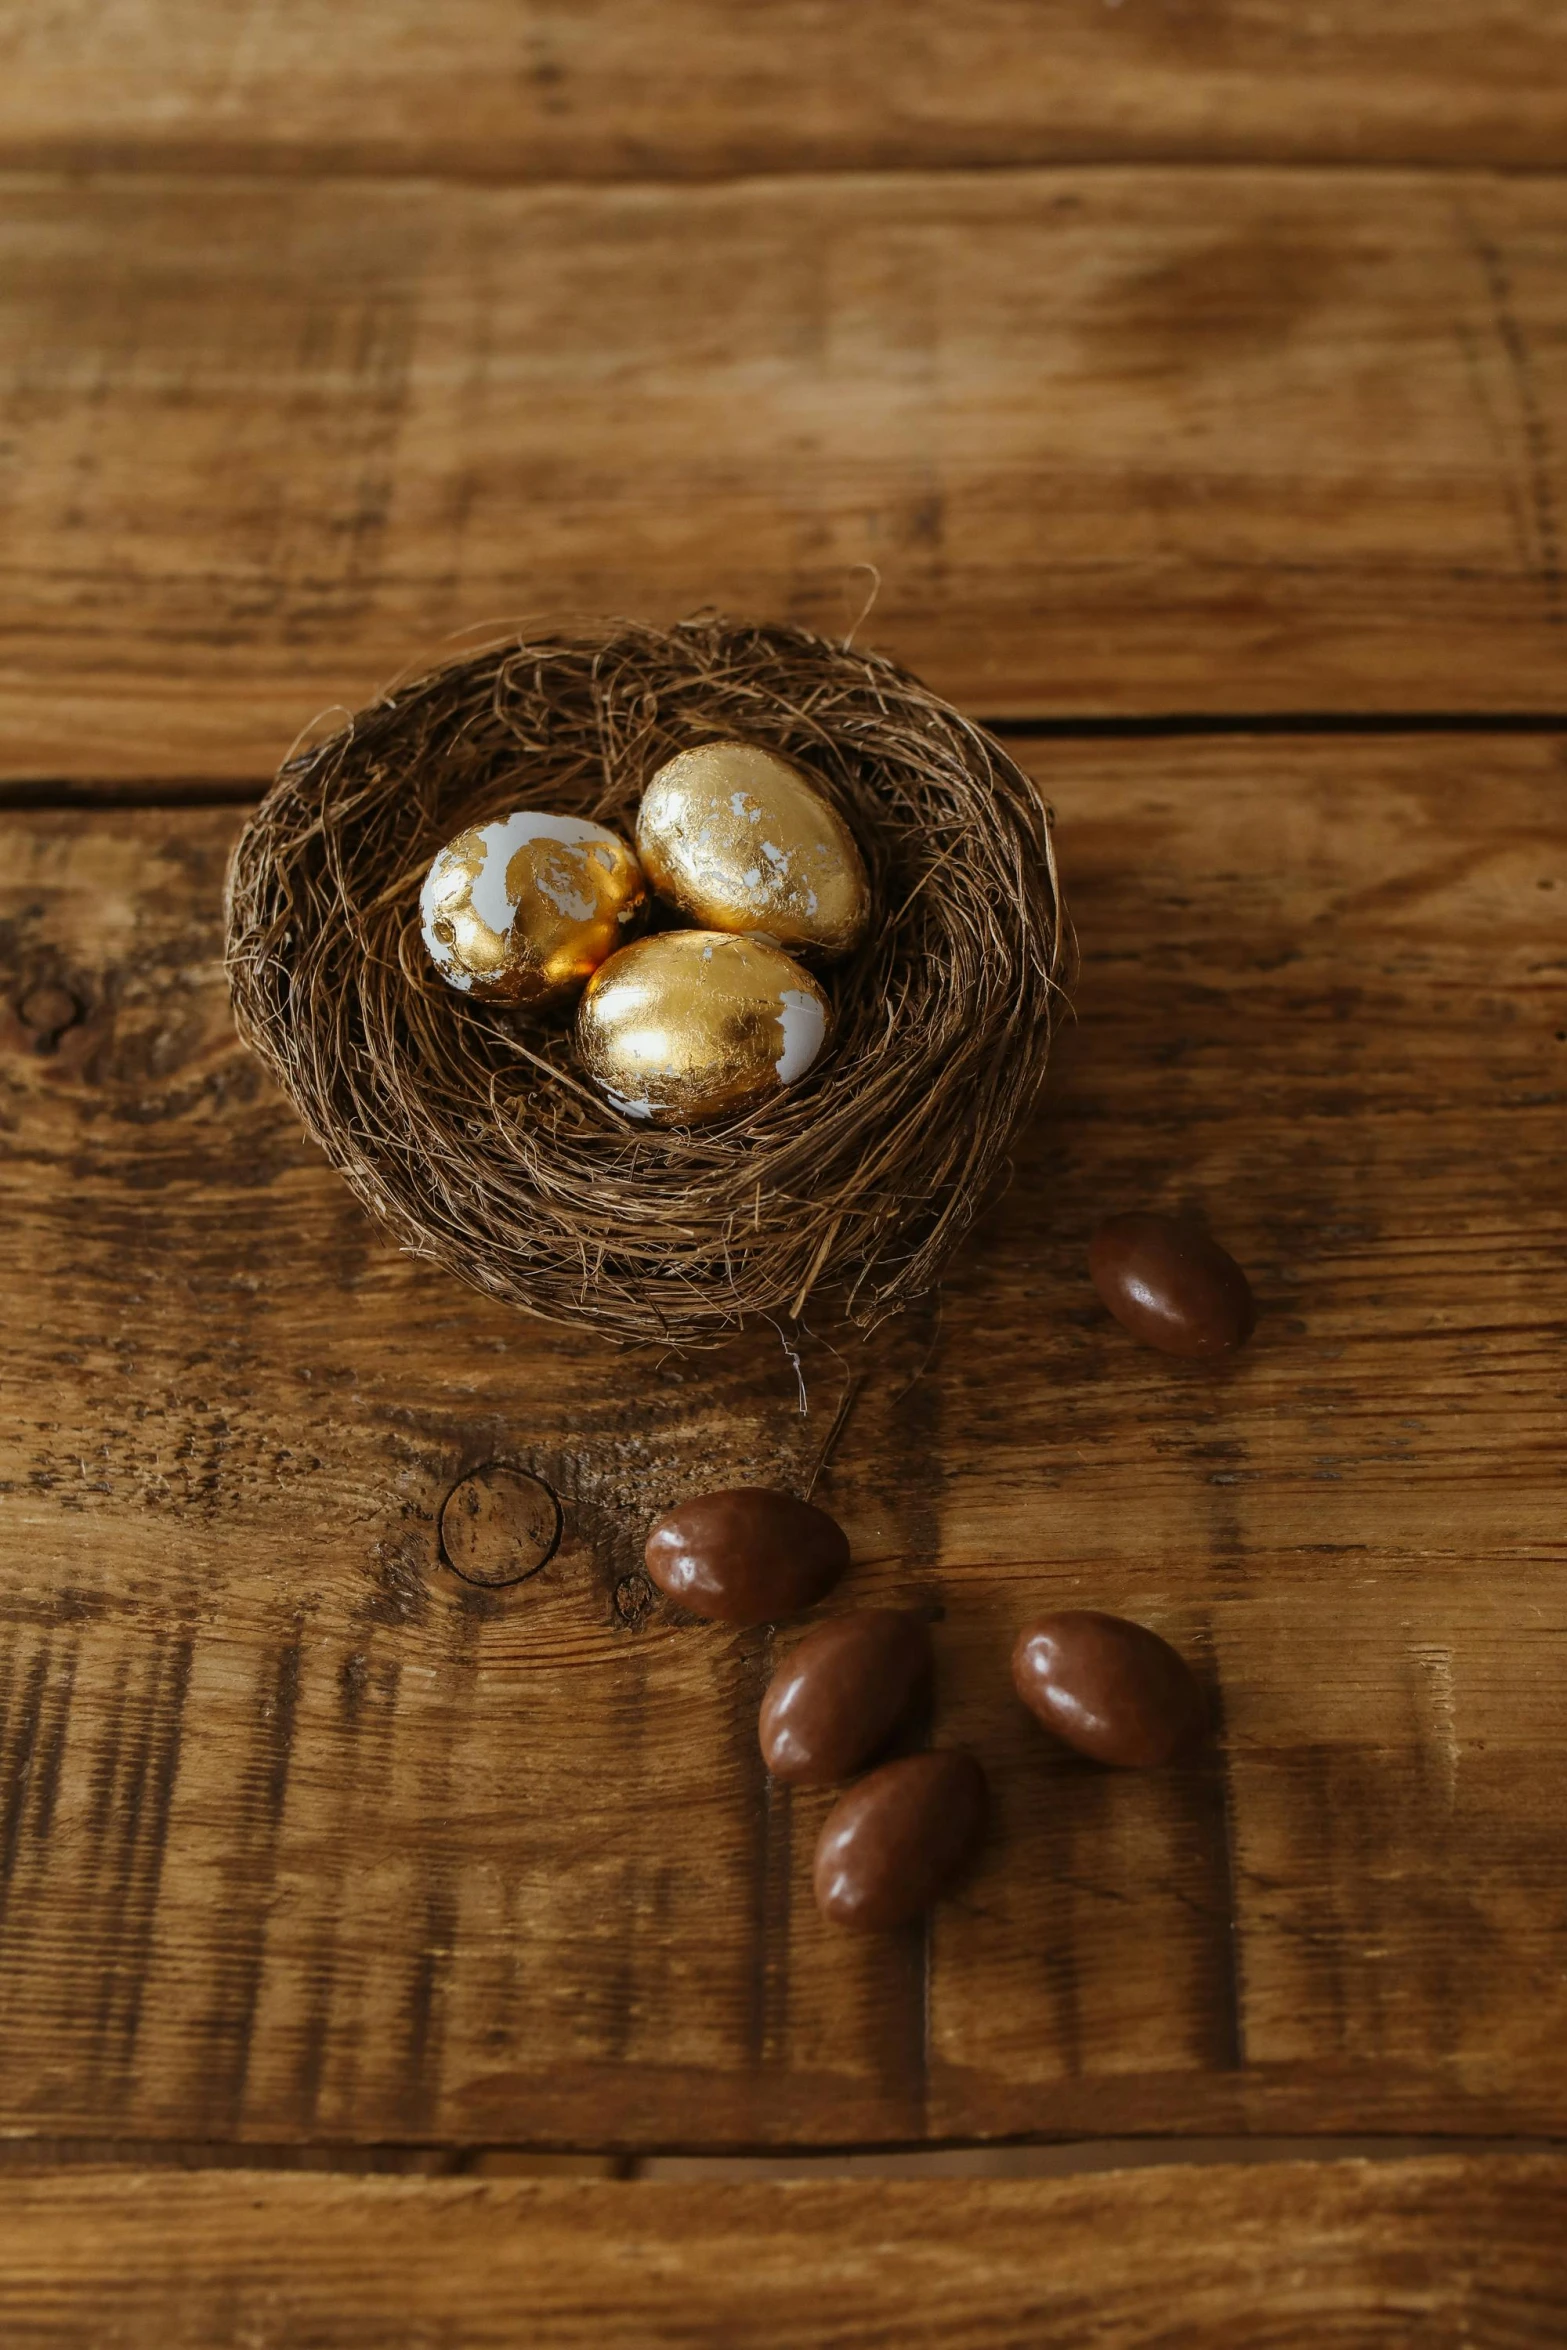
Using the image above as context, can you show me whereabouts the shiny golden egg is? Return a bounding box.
[635,742,870,961]
[575,930,832,1125]
[420,811,646,1007]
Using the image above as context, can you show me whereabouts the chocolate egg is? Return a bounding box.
[644,1487,850,1624]
[813,1751,988,1931]
[1011,1611,1205,1768]
[636,741,870,960]
[575,930,831,1125]
[759,1611,933,1786]
[420,811,646,1007]
[1089,1213,1255,1358]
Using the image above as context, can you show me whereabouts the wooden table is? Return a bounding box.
[2,6,1565,2341]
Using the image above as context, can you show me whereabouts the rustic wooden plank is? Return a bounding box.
[1,731,1562,2151]
[3,168,1567,778]
[1,2156,1563,2347]
[5,1,1567,178]
[923,735,1567,2140]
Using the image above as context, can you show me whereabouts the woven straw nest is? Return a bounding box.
[225,618,1067,1347]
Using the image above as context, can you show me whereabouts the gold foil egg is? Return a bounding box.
[575,930,832,1125]
[419,811,646,1006]
[635,742,871,960]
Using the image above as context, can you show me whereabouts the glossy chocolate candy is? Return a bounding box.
[644,1487,850,1624]
[813,1751,988,1931]
[1089,1212,1255,1358]
[1011,1611,1205,1768]
[759,1610,933,1786]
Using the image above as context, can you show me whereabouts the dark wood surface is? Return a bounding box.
[3,167,1567,778]
[2,2156,1565,2347]
[6,1,1567,175]
[2,734,1562,2157]
[3,2,1566,2334]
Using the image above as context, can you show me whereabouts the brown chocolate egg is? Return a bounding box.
[575,930,831,1125]
[1011,1611,1205,1768]
[420,811,646,1007]
[636,741,870,960]
[644,1487,850,1624]
[813,1751,988,1931]
[759,1611,933,1786]
[1089,1213,1255,1358]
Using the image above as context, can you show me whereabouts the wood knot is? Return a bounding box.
[439,1464,561,1588]
[613,1572,654,1628]
[14,982,81,1050]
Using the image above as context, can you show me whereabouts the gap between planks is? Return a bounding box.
[5,713,1567,814]
[11,153,1567,192]
[0,2135,1559,2181]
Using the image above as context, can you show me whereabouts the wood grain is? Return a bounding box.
[4,168,1567,779]
[1,731,1563,2152]
[1,2156,1563,2347]
[5,2,1567,178]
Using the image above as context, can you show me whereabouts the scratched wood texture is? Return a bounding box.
[6,1,1567,177]
[3,2156,1566,2348]
[4,167,1567,782]
[2,731,1563,2152]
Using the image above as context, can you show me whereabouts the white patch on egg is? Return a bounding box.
[419,852,477,985]
[418,864,449,947]
[472,811,616,932]
[466,825,520,937]
[505,812,614,849]
[605,1089,655,1120]
[533,861,597,922]
[775,988,827,1084]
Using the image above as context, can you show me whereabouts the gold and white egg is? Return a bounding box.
[635,741,870,962]
[575,931,831,1126]
[419,811,646,1007]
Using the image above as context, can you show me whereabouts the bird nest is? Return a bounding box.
[224,617,1066,1347]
